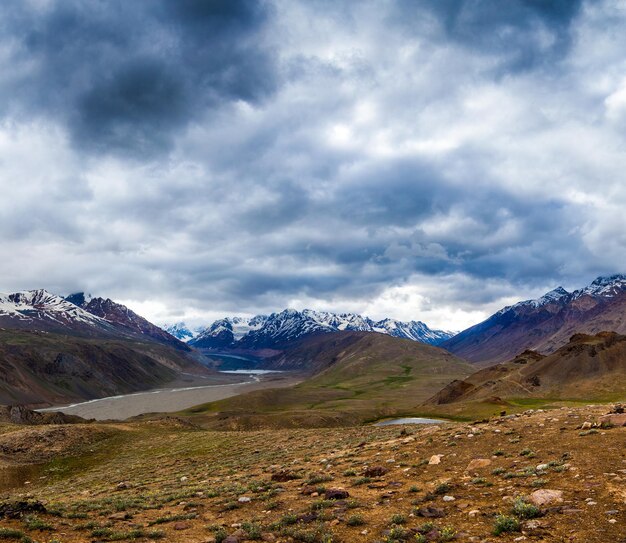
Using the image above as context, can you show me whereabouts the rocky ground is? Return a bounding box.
[0,406,624,543]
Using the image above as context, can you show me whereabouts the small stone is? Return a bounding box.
[468,509,480,517]
[536,464,549,471]
[173,522,190,530]
[238,496,252,503]
[180,476,188,483]
[581,421,592,429]
[466,458,492,471]
[415,506,446,518]
[609,519,617,524]
[442,495,455,502]
[428,454,443,465]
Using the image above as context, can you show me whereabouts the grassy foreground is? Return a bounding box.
[0,405,624,542]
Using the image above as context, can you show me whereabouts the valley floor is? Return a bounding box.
[38,372,300,421]
[0,405,624,542]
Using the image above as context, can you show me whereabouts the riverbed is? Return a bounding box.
[38,371,299,421]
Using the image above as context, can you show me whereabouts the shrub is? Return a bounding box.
[512,497,541,519]
[347,514,365,526]
[492,514,520,535]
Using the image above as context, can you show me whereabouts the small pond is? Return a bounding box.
[375,417,445,426]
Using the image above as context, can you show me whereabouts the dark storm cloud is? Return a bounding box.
[395,0,584,72]
[0,0,276,156]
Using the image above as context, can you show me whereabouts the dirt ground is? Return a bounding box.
[0,405,624,542]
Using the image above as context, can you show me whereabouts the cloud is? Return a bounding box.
[0,0,625,331]
[0,0,277,157]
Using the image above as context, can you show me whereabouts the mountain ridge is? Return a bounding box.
[442,274,626,365]
[166,309,455,350]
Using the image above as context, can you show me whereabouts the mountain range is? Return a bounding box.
[442,274,626,365]
[165,309,455,350]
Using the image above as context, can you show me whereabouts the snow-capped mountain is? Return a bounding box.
[187,309,455,350]
[0,289,108,330]
[0,289,186,349]
[442,274,626,365]
[68,293,188,349]
[163,322,199,342]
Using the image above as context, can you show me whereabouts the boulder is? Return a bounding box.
[325,488,349,500]
[599,413,626,427]
[529,489,563,506]
[363,466,389,477]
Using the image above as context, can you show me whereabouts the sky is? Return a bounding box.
[1,0,626,331]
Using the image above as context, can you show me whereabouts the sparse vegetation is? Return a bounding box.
[492,514,521,535]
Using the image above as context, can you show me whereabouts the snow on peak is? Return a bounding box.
[0,289,107,326]
[574,274,626,299]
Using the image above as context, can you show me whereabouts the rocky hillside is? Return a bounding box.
[67,292,189,350]
[0,289,211,406]
[441,274,626,365]
[0,329,209,406]
[429,331,626,407]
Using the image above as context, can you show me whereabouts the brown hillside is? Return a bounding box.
[429,332,626,406]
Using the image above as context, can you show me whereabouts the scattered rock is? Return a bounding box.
[364,465,389,477]
[0,500,46,519]
[529,489,563,506]
[238,496,252,503]
[466,458,492,471]
[428,454,443,465]
[442,495,456,502]
[599,413,626,427]
[415,506,446,518]
[271,470,299,482]
[325,488,349,500]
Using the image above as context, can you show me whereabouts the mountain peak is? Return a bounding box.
[589,274,626,287]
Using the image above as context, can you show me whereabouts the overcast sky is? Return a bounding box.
[1,0,626,330]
